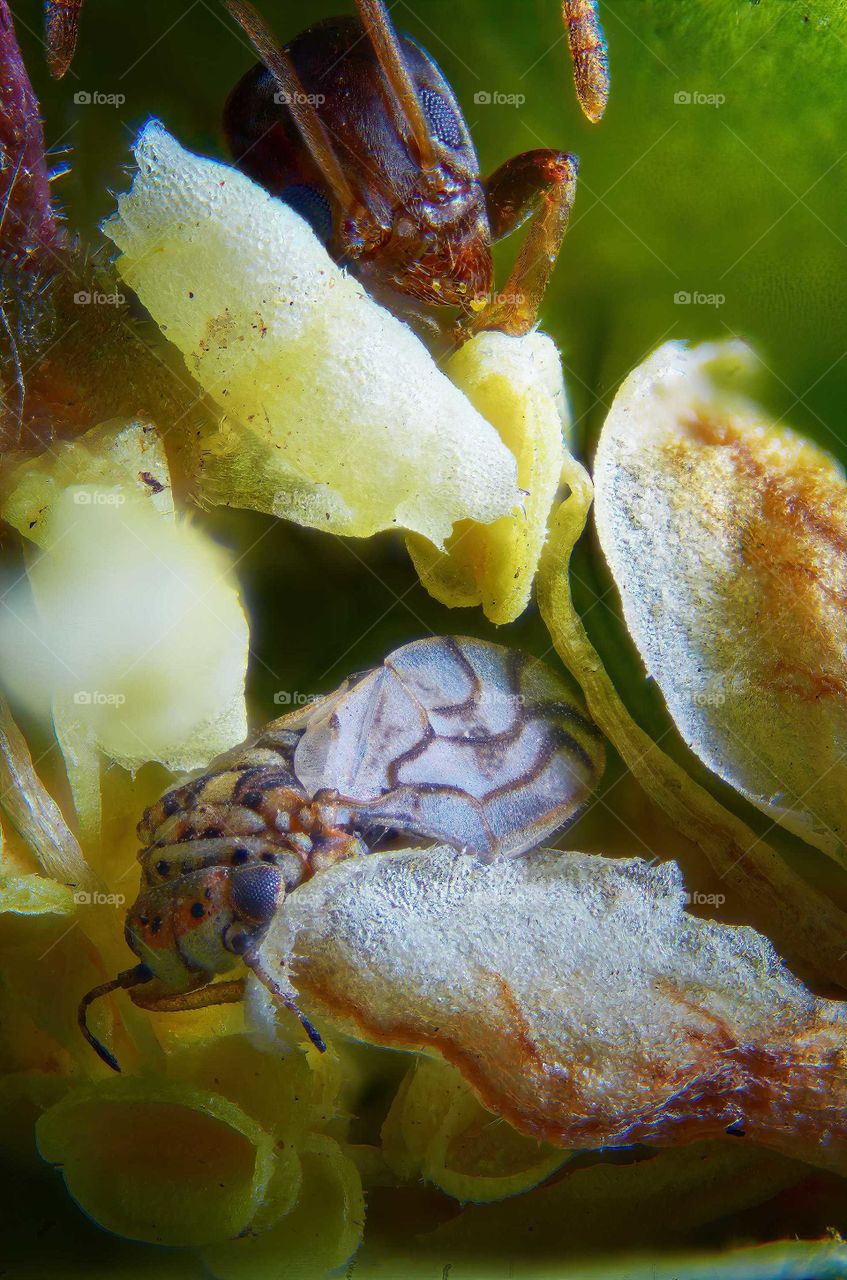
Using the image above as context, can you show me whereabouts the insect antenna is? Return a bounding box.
[221,0,360,215]
[45,0,84,79]
[77,962,153,1072]
[355,0,437,170]
[245,950,326,1053]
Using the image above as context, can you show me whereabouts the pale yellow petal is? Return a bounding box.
[408,330,568,623]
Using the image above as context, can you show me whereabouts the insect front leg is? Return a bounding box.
[470,149,579,337]
[130,977,246,1014]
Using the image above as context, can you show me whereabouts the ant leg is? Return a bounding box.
[563,0,610,123]
[354,0,436,168]
[471,150,579,337]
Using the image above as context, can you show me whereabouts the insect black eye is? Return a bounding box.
[418,86,464,150]
[230,863,282,925]
[282,184,333,243]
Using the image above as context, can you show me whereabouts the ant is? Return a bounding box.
[45,0,609,345]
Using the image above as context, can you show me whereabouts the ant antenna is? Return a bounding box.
[77,963,152,1072]
[355,0,438,170]
[222,0,360,215]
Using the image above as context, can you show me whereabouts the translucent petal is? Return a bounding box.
[594,339,847,864]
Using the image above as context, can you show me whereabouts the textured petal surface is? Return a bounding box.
[104,123,519,548]
[594,340,847,863]
[258,844,847,1169]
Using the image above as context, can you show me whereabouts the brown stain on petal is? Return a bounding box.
[292,962,847,1168]
[677,412,847,706]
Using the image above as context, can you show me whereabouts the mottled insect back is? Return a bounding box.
[80,637,604,1068]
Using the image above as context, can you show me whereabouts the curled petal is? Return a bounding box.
[538,462,847,991]
[408,331,568,624]
[428,1140,803,1258]
[594,340,847,863]
[36,1079,287,1246]
[382,1057,571,1202]
[259,844,847,1170]
[0,420,248,839]
[204,1133,364,1280]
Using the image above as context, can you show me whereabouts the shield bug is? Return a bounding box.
[219,0,608,343]
[79,636,605,1069]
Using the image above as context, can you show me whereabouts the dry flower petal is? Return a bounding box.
[594,339,847,862]
[537,465,847,991]
[408,330,568,623]
[259,843,847,1170]
[104,122,520,548]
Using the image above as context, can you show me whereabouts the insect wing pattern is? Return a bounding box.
[288,636,605,858]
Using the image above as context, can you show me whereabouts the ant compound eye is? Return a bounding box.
[418,86,465,150]
[230,862,282,926]
[282,184,333,243]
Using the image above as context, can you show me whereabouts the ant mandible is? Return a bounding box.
[46,0,609,344]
